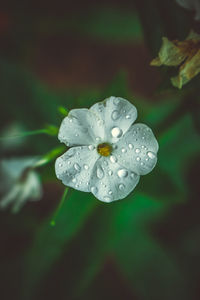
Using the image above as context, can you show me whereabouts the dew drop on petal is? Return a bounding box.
[128,143,133,149]
[113,97,120,105]
[135,148,140,154]
[58,163,63,167]
[84,164,89,170]
[110,155,117,163]
[125,114,131,119]
[130,172,137,179]
[111,127,123,138]
[136,157,141,161]
[108,170,113,176]
[72,178,76,183]
[103,196,112,202]
[121,148,127,153]
[147,151,156,159]
[117,169,128,178]
[103,160,108,166]
[95,137,101,142]
[108,190,113,195]
[111,110,120,120]
[74,163,81,172]
[91,186,98,194]
[88,145,95,151]
[119,183,125,190]
[97,166,104,179]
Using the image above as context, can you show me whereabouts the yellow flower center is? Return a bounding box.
[97,143,112,156]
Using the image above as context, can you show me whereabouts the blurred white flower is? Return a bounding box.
[176,0,200,20]
[0,157,42,213]
[0,122,27,151]
[55,97,158,203]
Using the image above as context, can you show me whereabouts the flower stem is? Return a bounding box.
[0,129,48,139]
[50,188,69,226]
[33,145,66,168]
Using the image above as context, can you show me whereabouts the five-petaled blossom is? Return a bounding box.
[0,157,42,213]
[55,97,158,203]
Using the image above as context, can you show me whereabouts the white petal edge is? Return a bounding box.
[113,123,159,176]
[90,96,137,143]
[55,145,99,192]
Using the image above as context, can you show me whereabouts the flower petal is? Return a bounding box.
[58,109,105,146]
[90,96,137,143]
[89,156,140,202]
[55,146,99,192]
[113,123,158,175]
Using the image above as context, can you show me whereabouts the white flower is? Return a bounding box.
[0,157,42,213]
[176,0,200,20]
[55,96,158,203]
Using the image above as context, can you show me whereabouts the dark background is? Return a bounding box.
[0,1,200,299]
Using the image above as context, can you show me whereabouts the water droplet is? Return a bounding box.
[103,160,108,166]
[67,161,71,165]
[128,143,133,149]
[135,148,140,154]
[121,148,127,153]
[74,163,81,172]
[130,172,137,179]
[110,155,117,163]
[95,137,101,142]
[136,157,141,161]
[58,163,63,167]
[108,170,113,176]
[108,190,113,195]
[103,196,112,202]
[145,158,149,161]
[119,183,125,190]
[86,182,89,186]
[147,151,156,159]
[140,162,144,166]
[91,186,98,194]
[97,166,104,179]
[88,145,95,151]
[69,119,73,123]
[75,184,79,188]
[125,114,131,119]
[142,136,145,140]
[141,145,145,149]
[111,110,120,120]
[111,127,123,138]
[117,169,128,178]
[84,164,89,170]
[75,133,79,137]
[113,97,120,105]
[133,130,136,135]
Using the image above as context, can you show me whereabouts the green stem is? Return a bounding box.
[33,145,66,168]
[0,129,48,140]
[50,188,69,226]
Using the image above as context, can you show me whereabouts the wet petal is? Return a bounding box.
[89,156,140,202]
[58,108,105,147]
[113,123,158,175]
[90,96,137,143]
[55,146,99,192]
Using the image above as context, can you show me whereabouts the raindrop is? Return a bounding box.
[69,119,73,123]
[111,110,120,120]
[121,148,127,153]
[97,166,104,179]
[135,148,140,154]
[119,183,125,190]
[111,127,123,138]
[75,133,79,137]
[84,164,89,170]
[141,162,144,166]
[108,190,113,195]
[136,157,141,161]
[108,170,113,176]
[103,196,112,202]
[95,137,101,142]
[91,186,98,194]
[110,155,117,163]
[128,143,133,149]
[74,163,81,172]
[58,163,63,167]
[113,98,120,105]
[133,130,136,135]
[67,161,71,165]
[147,151,156,159]
[130,172,137,179]
[88,145,95,151]
[117,169,128,178]
[103,160,108,166]
[125,114,131,119]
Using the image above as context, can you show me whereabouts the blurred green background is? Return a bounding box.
[0,1,200,299]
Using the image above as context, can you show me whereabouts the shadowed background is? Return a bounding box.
[0,1,200,299]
